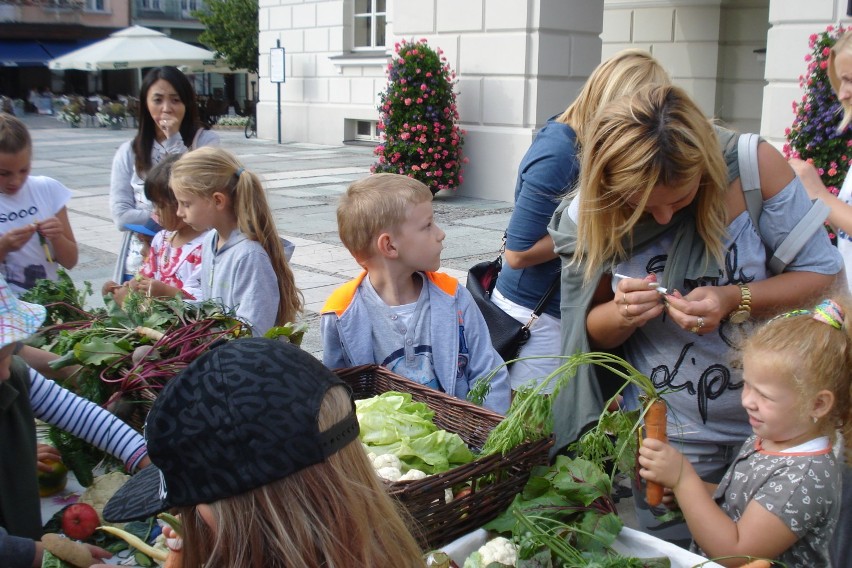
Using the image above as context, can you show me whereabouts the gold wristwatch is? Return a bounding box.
[728,284,751,324]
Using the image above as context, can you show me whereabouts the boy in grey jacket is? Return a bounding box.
[320,174,510,414]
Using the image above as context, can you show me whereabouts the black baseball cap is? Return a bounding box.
[103,338,360,522]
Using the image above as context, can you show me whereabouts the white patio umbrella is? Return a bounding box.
[48,25,235,73]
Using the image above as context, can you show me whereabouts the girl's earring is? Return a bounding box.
[812,416,819,424]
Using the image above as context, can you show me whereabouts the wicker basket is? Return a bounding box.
[334,364,553,550]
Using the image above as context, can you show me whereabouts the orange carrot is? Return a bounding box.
[643,398,667,506]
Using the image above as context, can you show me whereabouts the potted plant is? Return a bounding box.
[373,39,467,195]
[57,101,83,128]
[98,102,126,130]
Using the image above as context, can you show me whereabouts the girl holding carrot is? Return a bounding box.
[638,297,851,567]
[168,147,302,336]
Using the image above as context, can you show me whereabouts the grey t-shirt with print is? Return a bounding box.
[615,178,842,446]
[701,434,841,567]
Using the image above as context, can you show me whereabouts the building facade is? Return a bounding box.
[0,0,129,98]
[257,0,852,200]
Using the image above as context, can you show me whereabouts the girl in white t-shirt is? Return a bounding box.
[0,114,78,296]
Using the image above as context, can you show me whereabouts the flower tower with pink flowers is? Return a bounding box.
[373,39,466,194]
[785,25,852,227]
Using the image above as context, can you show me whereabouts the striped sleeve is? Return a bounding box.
[28,369,149,472]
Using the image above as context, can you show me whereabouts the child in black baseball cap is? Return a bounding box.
[103,338,423,567]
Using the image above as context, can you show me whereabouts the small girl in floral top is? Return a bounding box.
[103,154,206,303]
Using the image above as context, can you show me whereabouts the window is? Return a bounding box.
[48,0,82,8]
[353,0,386,50]
[86,0,105,11]
[355,120,379,141]
[182,0,200,13]
[142,0,162,10]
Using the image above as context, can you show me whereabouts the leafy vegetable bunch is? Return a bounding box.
[24,276,261,485]
[357,391,475,476]
[21,268,92,326]
[479,352,659,459]
[485,457,668,568]
[478,352,672,510]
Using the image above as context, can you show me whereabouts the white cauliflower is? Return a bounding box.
[372,453,402,470]
[376,466,402,481]
[398,468,427,481]
[462,536,518,568]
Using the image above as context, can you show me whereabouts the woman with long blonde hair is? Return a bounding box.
[551,83,842,546]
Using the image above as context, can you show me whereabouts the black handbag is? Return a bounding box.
[466,252,559,363]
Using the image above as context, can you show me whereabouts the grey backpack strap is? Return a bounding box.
[738,133,762,228]
[736,132,830,273]
[767,199,831,274]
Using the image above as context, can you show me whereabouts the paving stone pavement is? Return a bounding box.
[20,114,513,359]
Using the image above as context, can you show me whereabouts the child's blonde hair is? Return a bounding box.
[338,173,433,262]
[742,296,852,465]
[170,147,303,326]
[174,385,424,567]
[0,114,31,154]
[829,30,852,131]
[572,84,728,281]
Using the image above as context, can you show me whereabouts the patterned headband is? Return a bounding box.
[769,299,845,330]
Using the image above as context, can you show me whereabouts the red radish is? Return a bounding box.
[61,503,100,541]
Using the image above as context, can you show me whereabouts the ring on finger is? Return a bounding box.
[696,316,705,329]
[690,325,701,334]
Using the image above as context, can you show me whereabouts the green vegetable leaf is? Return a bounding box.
[356,392,436,445]
[516,547,554,567]
[47,350,81,370]
[73,336,130,366]
[551,456,612,505]
[575,511,622,552]
[134,550,155,567]
[520,473,553,499]
[264,322,308,346]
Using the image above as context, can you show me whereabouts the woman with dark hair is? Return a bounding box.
[109,66,218,281]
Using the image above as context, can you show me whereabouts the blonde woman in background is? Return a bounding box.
[493,49,670,396]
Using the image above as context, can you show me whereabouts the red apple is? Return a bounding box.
[61,502,100,541]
